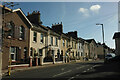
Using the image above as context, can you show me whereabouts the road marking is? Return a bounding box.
[83,70,87,73]
[76,66,85,70]
[93,65,97,67]
[68,77,75,80]
[76,74,79,77]
[52,70,72,77]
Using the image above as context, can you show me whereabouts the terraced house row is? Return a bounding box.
[1,5,114,70]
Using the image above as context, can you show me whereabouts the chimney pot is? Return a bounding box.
[27,12,29,16]
[38,11,40,14]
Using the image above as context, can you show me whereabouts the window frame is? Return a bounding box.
[10,47,16,61]
[19,25,25,40]
[6,21,15,37]
[63,40,65,47]
[40,34,44,43]
[55,37,58,46]
[51,36,53,46]
[33,32,37,42]
[39,49,43,56]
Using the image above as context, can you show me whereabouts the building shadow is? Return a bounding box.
[81,62,120,78]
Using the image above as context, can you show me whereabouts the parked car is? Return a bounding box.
[108,55,120,62]
[105,53,116,63]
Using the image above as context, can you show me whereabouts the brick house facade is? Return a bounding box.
[2,8,31,69]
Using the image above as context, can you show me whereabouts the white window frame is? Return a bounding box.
[10,47,16,61]
[55,37,58,46]
[51,36,53,45]
[40,34,44,43]
[33,32,37,42]
[38,49,43,56]
[19,26,24,40]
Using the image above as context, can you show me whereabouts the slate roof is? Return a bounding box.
[85,39,97,45]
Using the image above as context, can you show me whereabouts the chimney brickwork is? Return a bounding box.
[67,31,78,38]
[27,11,42,25]
[52,22,63,33]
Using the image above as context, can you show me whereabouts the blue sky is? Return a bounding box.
[10,2,118,49]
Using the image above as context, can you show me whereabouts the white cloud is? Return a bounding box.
[79,8,88,13]
[78,4,101,17]
[78,8,90,17]
[90,5,101,13]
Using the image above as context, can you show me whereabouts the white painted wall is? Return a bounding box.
[30,29,46,58]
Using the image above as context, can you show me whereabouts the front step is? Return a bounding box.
[8,64,29,70]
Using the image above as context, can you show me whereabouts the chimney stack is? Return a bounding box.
[27,11,42,25]
[67,31,78,38]
[52,22,63,33]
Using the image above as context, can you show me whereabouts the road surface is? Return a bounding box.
[2,60,120,80]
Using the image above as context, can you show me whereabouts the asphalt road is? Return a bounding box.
[2,60,120,80]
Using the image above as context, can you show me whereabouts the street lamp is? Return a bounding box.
[96,23,105,63]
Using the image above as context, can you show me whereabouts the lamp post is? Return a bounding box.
[96,23,105,62]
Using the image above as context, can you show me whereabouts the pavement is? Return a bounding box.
[1,61,62,76]
[1,60,83,77]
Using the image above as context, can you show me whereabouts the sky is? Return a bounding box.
[4,2,118,49]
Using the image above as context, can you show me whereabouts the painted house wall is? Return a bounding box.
[60,37,68,59]
[45,30,62,62]
[96,44,104,59]
[69,37,77,59]
[48,34,60,57]
[29,29,46,58]
[83,41,89,59]
[88,41,96,59]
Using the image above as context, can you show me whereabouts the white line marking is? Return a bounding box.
[53,70,72,77]
[68,77,75,80]
[87,69,90,71]
[93,65,97,67]
[76,74,79,77]
[76,66,85,70]
[83,70,87,73]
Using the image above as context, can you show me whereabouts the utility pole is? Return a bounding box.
[96,23,105,63]
[2,2,19,76]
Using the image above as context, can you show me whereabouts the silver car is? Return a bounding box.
[105,53,116,61]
